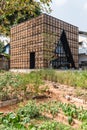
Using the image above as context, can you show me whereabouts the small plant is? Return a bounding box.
[28,121,73,130]
[68,116,73,125]
[17,101,40,119]
[81,122,87,130]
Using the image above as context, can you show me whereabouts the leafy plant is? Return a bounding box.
[17,101,40,119]
[28,121,74,130]
[0,0,52,35]
[0,41,4,54]
[68,116,73,125]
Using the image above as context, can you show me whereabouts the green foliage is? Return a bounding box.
[17,101,40,119]
[0,70,87,101]
[58,102,87,122]
[39,101,59,117]
[0,101,40,129]
[0,72,24,100]
[58,103,78,118]
[38,121,60,130]
[0,112,26,130]
[28,121,73,130]
[0,0,52,35]
[0,105,74,130]
[39,100,87,125]
[29,72,44,95]
[3,53,10,59]
[81,122,87,130]
[2,112,20,125]
[1,100,87,129]
[38,69,57,82]
[0,70,87,129]
[37,70,87,88]
[0,41,4,54]
[0,72,44,100]
[0,125,27,130]
[68,116,73,125]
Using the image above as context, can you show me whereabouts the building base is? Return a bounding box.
[10,69,41,73]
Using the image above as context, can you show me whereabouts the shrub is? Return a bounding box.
[17,101,40,119]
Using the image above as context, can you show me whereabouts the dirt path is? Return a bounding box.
[0,104,18,114]
[45,81,87,109]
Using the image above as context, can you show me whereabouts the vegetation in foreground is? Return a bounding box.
[0,101,75,130]
[0,69,87,100]
[0,70,87,129]
[0,100,87,130]
[37,69,87,88]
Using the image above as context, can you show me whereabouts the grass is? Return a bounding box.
[0,69,87,129]
[37,69,87,88]
[0,100,75,130]
[0,69,87,100]
[0,100,87,129]
[0,71,44,101]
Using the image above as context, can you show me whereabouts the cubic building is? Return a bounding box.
[10,14,78,70]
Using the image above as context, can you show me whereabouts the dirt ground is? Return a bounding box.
[0,81,87,129]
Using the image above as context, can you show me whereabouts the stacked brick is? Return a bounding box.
[10,14,78,69]
[42,14,78,68]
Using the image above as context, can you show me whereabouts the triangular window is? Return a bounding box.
[50,30,75,69]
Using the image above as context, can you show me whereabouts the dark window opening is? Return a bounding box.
[30,52,35,69]
[50,30,75,69]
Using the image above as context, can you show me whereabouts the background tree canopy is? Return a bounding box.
[0,0,52,35]
[0,41,4,54]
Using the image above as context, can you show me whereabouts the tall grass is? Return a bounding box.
[0,70,87,101]
[37,69,87,89]
[0,71,44,100]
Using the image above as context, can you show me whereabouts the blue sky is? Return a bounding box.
[50,0,87,31]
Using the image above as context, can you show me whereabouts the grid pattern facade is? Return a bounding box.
[10,14,78,69]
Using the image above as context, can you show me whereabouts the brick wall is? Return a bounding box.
[10,14,78,69]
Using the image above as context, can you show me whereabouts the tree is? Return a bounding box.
[0,41,4,54]
[0,0,52,35]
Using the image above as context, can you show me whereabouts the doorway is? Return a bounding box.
[30,52,35,69]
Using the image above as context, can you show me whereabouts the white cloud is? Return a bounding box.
[84,2,87,10]
[54,0,68,7]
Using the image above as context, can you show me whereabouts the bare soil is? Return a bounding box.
[0,81,87,129]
